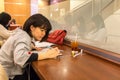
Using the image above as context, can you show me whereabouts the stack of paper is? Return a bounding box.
[35,41,55,48]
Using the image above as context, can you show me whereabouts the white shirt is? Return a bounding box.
[0,28,32,79]
[0,24,13,40]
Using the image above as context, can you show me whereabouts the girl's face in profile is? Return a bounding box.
[30,25,46,41]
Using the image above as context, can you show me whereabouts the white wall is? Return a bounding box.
[105,9,120,45]
[70,0,88,10]
[30,0,38,15]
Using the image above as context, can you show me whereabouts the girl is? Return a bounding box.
[0,13,60,80]
[0,12,13,46]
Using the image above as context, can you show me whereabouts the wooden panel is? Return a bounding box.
[4,0,30,26]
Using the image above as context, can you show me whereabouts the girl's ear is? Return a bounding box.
[30,25,35,31]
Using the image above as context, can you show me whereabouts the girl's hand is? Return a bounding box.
[34,47,43,51]
[31,42,43,51]
[46,47,60,58]
[38,47,61,60]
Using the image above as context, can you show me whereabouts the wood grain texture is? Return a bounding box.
[32,45,120,80]
[4,0,30,26]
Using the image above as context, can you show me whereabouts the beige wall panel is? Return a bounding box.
[0,0,5,12]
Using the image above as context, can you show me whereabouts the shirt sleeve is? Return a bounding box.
[26,53,38,63]
[0,24,13,39]
[13,37,32,67]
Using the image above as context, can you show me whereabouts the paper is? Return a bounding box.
[35,41,55,48]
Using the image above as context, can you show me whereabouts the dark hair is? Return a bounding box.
[23,13,52,41]
[0,12,11,29]
[10,19,16,24]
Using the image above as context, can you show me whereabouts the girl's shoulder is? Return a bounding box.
[11,28,31,42]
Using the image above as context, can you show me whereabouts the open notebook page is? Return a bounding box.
[35,41,55,48]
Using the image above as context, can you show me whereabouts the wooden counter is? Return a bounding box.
[32,45,120,80]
